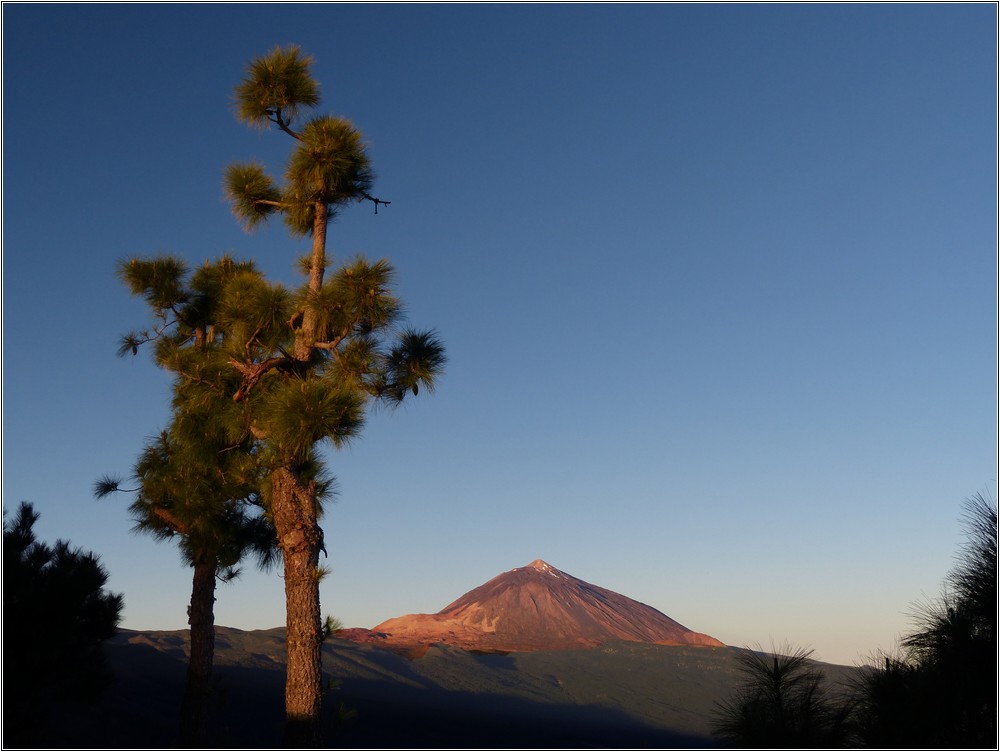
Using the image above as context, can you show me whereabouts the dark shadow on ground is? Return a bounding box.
[32,631,720,748]
[329,676,715,749]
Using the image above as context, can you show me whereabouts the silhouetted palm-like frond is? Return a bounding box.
[852,491,997,747]
[949,491,997,636]
[713,643,851,748]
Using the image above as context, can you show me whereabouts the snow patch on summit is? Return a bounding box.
[525,559,565,578]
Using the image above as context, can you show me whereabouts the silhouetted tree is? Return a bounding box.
[852,492,997,747]
[712,643,852,748]
[3,502,123,747]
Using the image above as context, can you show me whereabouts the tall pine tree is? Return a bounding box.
[120,46,445,746]
[223,46,445,744]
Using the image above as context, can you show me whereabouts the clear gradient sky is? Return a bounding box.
[3,4,996,667]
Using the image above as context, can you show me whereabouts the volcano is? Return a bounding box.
[342,559,723,653]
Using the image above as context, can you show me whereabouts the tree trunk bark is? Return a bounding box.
[181,554,217,747]
[272,465,324,747]
[293,201,329,361]
[278,199,329,746]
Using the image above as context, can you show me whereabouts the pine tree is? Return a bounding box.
[222,46,445,745]
[95,429,279,746]
[853,492,997,747]
[3,502,124,747]
[711,643,852,748]
[108,256,282,745]
[118,48,445,744]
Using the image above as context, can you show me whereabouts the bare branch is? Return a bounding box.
[267,108,304,141]
[229,356,297,402]
[119,317,181,357]
[150,505,189,535]
[359,191,391,214]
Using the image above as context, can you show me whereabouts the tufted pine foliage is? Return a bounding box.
[303,257,400,343]
[225,46,374,241]
[224,162,282,231]
[255,377,366,459]
[234,44,319,131]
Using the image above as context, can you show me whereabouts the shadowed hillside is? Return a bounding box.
[32,626,859,748]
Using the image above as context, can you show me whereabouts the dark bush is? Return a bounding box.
[3,502,124,747]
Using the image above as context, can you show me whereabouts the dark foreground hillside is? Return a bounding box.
[32,626,857,749]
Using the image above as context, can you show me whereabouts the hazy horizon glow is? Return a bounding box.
[3,4,996,667]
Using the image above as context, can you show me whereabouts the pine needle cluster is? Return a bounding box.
[226,46,375,237]
[234,45,319,131]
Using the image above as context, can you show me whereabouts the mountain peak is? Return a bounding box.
[524,558,554,572]
[355,560,724,654]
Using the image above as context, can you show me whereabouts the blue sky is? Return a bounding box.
[3,4,996,666]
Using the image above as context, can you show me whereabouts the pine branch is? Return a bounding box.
[229,356,297,402]
[245,319,272,358]
[176,370,230,398]
[94,476,139,498]
[268,108,303,141]
[311,340,342,352]
[149,505,189,535]
[118,317,180,357]
[359,191,390,214]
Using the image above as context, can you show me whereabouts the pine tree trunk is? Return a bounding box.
[293,202,329,361]
[181,554,217,747]
[278,199,329,745]
[272,465,324,747]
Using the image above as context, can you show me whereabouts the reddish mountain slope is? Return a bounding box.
[344,559,723,653]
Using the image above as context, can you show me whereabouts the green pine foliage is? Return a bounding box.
[117,251,444,487]
[109,256,285,745]
[226,46,375,238]
[234,44,320,131]
[256,377,366,459]
[224,162,282,231]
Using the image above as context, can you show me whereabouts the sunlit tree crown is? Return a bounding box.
[234,45,320,130]
[226,47,377,238]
